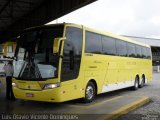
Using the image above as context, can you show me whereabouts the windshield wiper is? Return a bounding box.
[18,48,42,80]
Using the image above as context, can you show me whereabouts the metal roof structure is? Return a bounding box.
[124,35,160,47]
[0,0,97,43]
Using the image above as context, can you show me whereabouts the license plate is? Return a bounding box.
[26,93,34,97]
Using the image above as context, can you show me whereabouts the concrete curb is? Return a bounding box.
[99,96,150,120]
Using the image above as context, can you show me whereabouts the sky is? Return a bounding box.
[48,0,160,39]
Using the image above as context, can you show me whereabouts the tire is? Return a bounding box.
[139,76,145,88]
[83,82,96,103]
[132,77,139,90]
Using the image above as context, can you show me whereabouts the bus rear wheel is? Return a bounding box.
[83,82,96,103]
[139,76,145,88]
[132,77,139,90]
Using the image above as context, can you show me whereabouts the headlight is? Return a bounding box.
[12,82,18,88]
[43,83,60,89]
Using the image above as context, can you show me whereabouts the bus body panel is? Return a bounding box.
[13,88,61,102]
[83,53,152,94]
[13,79,86,102]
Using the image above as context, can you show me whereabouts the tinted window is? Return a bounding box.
[102,36,116,55]
[135,45,142,58]
[85,31,102,54]
[116,40,127,56]
[127,43,136,57]
[61,27,83,81]
[146,47,151,59]
[141,47,147,58]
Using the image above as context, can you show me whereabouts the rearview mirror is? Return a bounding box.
[53,37,66,54]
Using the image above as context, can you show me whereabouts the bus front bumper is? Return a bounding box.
[13,87,62,102]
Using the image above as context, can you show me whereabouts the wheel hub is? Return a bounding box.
[86,86,94,100]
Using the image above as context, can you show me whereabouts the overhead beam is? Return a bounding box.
[0,0,97,42]
[0,0,10,15]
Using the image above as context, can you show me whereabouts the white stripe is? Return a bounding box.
[102,80,134,93]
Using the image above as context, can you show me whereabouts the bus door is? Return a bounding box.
[60,27,83,100]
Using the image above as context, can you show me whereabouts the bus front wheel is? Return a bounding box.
[83,82,96,103]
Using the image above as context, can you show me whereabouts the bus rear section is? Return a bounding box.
[83,29,152,97]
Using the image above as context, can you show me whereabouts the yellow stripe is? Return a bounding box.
[97,96,150,120]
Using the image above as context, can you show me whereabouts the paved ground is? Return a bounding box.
[0,72,159,120]
[119,72,160,120]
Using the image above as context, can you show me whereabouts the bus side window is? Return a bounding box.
[146,48,151,59]
[141,47,147,59]
[135,45,142,58]
[102,36,116,55]
[116,40,127,57]
[127,43,136,58]
[85,31,102,54]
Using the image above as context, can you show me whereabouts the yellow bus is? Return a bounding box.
[0,42,16,58]
[12,23,152,103]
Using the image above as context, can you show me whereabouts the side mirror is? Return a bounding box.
[53,37,66,54]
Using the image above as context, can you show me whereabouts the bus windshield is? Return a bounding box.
[13,26,63,80]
